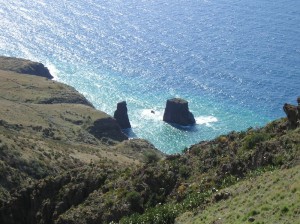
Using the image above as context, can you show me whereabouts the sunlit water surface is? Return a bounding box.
[1,0,299,153]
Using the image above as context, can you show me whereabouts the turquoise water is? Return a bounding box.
[0,0,299,153]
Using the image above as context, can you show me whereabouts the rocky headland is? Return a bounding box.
[0,56,53,79]
[0,56,299,224]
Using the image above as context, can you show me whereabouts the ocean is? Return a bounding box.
[0,0,299,153]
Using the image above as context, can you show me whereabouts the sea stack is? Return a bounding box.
[163,98,195,126]
[114,101,131,129]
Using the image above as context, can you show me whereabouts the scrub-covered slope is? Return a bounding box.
[0,57,163,212]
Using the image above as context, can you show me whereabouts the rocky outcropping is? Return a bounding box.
[114,101,131,129]
[88,117,128,142]
[283,97,300,128]
[163,98,195,126]
[298,97,300,116]
[0,56,53,79]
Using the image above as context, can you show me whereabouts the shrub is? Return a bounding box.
[179,165,190,179]
[126,191,142,211]
[144,151,159,164]
[243,132,271,149]
[249,210,260,216]
[281,206,289,214]
[217,136,228,144]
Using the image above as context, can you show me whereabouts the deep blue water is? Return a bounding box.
[1,0,299,153]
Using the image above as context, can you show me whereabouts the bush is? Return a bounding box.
[126,191,142,211]
[281,206,289,214]
[144,151,159,164]
[243,132,271,149]
[179,165,190,179]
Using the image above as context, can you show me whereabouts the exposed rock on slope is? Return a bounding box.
[0,56,53,79]
[283,97,300,128]
[163,98,195,126]
[88,117,127,142]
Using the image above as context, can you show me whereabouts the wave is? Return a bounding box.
[46,62,60,80]
[195,116,218,126]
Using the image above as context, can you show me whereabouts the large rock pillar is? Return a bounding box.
[163,98,195,126]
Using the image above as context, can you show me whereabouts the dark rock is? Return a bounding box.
[0,56,53,79]
[298,97,300,121]
[114,101,131,129]
[163,98,195,126]
[88,117,128,142]
[248,217,255,222]
[283,103,299,128]
[214,191,231,202]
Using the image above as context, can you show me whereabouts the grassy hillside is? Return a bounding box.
[0,57,163,209]
[176,164,299,224]
[119,119,299,224]
[0,56,299,224]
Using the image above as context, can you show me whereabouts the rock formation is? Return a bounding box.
[88,117,128,142]
[283,97,300,128]
[114,101,131,129]
[0,56,53,79]
[298,97,300,117]
[163,98,195,126]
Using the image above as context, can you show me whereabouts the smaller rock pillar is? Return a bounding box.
[114,101,131,129]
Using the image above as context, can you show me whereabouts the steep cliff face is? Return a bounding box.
[0,56,53,79]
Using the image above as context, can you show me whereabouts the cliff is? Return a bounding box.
[0,57,299,224]
[0,57,164,212]
[0,56,53,79]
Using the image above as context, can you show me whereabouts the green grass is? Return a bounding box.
[176,165,300,224]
